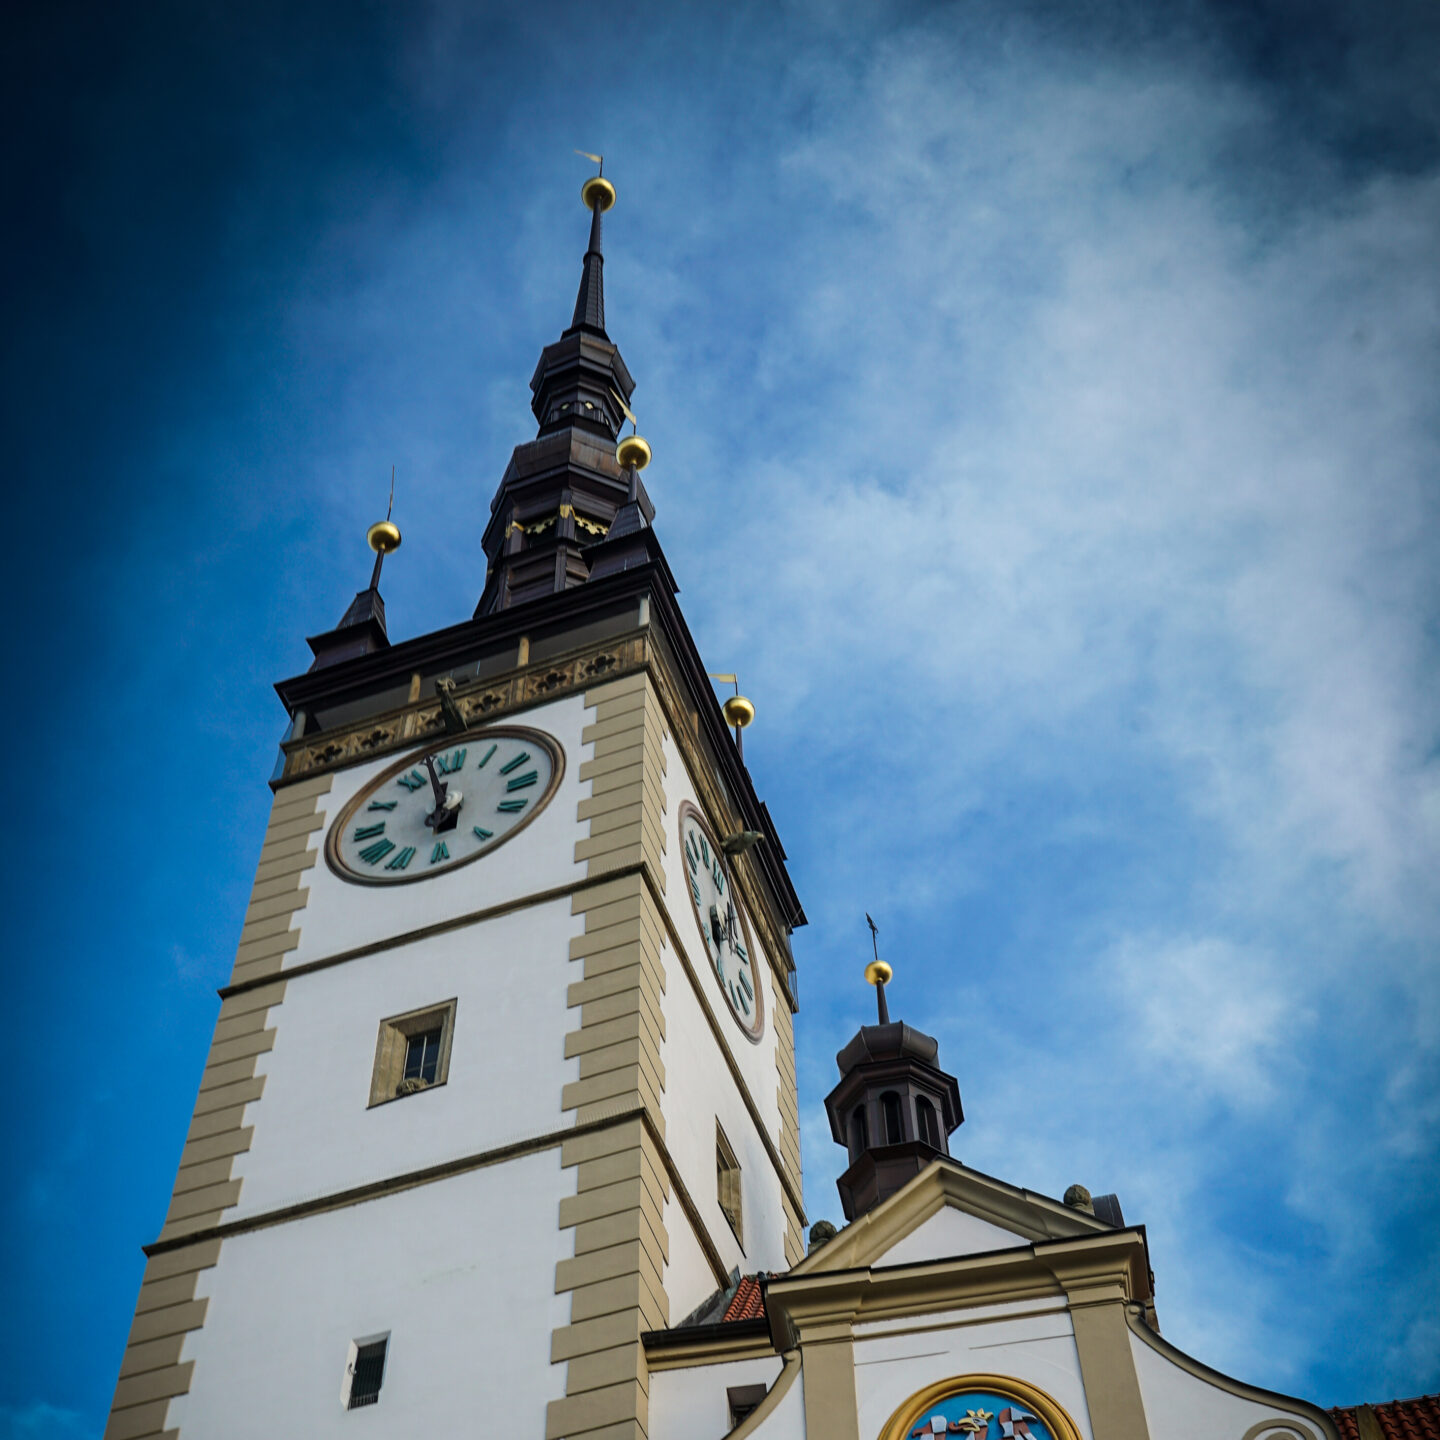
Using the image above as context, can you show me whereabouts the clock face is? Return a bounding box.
[679,802,765,1042]
[326,727,564,885]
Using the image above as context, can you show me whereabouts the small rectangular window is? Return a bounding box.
[369,1000,457,1106]
[716,1121,743,1247]
[345,1337,388,1410]
[403,1028,442,1085]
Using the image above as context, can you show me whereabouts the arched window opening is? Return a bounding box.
[850,1106,869,1159]
[916,1095,941,1149]
[881,1091,905,1145]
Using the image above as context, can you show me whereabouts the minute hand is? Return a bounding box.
[423,754,448,810]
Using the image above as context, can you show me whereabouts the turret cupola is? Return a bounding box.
[823,950,963,1221]
[476,162,655,615]
[306,508,402,671]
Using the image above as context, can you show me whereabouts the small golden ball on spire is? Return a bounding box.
[581,175,616,213]
[722,694,756,729]
[616,434,651,470]
[864,959,893,987]
[367,519,402,555]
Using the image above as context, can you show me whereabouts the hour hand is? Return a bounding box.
[708,903,726,949]
[423,755,462,832]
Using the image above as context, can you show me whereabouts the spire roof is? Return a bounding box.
[476,171,654,616]
[306,516,400,670]
[566,202,607,337]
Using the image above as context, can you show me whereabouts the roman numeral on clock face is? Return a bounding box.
[333,728,560,885]
[678,806,763,1040]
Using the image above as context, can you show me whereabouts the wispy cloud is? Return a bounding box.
[7,0,1436,1423]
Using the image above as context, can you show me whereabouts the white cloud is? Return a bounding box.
[264,0,1439,1401]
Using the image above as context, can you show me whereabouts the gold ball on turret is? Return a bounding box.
[864,959,893,987]
[367,519,402,554]
[616,434,652,470]
[722,694,756,729]
[581,175,616,213]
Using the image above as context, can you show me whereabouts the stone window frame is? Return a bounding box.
[716,1119,743,1248]
[368,999,458,1107]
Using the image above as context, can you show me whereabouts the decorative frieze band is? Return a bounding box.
[280,636,647,783]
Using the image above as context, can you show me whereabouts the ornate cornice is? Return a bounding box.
[279,634,645,783]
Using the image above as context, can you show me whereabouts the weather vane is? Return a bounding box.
[365,465,402,589]
[864,913,893,1024]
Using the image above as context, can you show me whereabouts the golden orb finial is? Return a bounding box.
[616,434,651,470]
[367,519,402,555]
[581,175,616,213]
[864,959,893,987]
[722,694,756,730]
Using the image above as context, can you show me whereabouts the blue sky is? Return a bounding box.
[3,1,1438,1435]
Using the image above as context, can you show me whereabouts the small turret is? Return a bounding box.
[306,506,402,671]
[823,952,963,1221]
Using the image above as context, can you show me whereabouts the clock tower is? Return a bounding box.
[104,172,806,1440]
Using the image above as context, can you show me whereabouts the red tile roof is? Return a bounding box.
[1330,1395,1440,1440]
[721,1275,767,1323]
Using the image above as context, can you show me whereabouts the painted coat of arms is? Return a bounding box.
[907,1391,1055,1440]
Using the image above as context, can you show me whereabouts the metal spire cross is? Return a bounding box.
[865,913,891,1025]
[369,465,397,590]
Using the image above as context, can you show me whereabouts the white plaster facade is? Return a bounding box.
[286,692,593,968]
[232,895,584,1218]
[875,1207,1031,1267]
[171,1151,574,1439]
[652,723,794,1313]
[649,1355,785,1438]
[656,725,785,1145]
[1128,1327,1326,1440]
[850,1302,1094,1440]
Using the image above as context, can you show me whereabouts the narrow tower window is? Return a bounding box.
[716,1121,743,1246]
[916,1095,941,1149]
[850,1106,869,1159]
[369,999,458,1106]
[881,1090,905,1145]
[344,1336,388,1410]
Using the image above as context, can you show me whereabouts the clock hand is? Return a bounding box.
[709,903,726,950]
[422,755,463,831]
[424,754,447,809]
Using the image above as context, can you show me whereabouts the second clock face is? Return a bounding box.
[326,727,563,885]
[679,802,765,1042]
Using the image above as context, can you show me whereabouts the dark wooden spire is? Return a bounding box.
[476,182,653,616]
